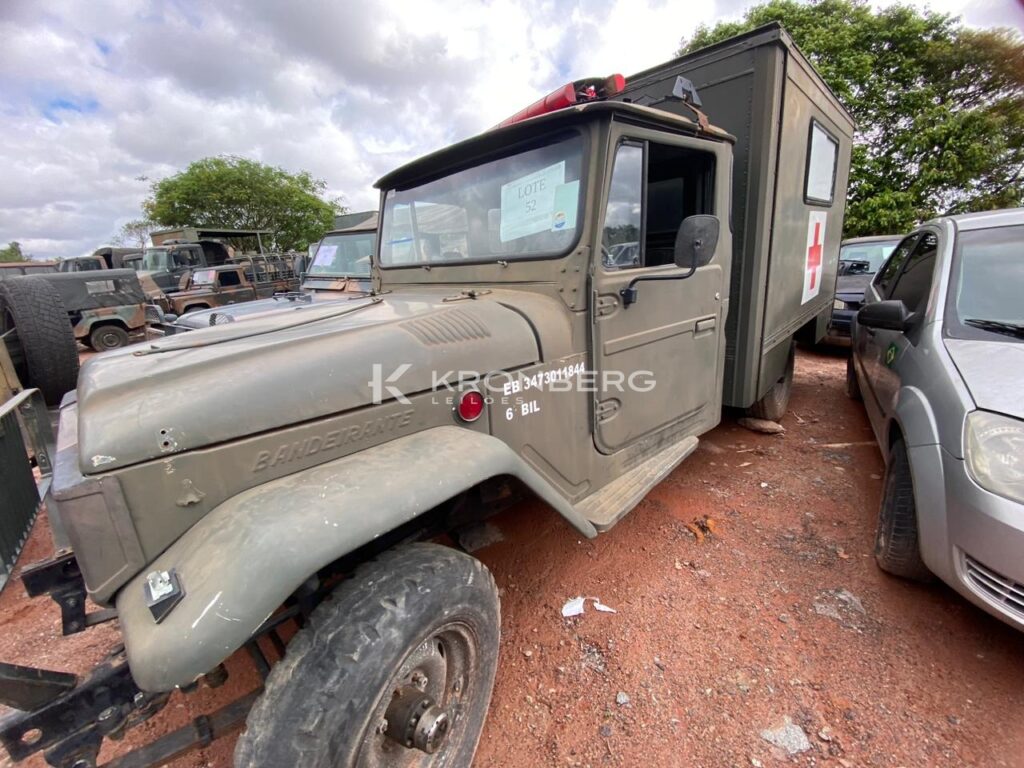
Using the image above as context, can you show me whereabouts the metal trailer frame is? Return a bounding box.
[618,22,856,408]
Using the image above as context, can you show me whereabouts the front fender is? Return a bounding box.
[117,426,596,692]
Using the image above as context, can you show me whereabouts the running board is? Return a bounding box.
[577,436,699,532]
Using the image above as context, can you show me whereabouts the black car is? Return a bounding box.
[825,234,902,344]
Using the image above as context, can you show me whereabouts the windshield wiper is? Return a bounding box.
[964,318,1024,339]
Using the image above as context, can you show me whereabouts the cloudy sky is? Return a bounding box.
[1,0,1021,260]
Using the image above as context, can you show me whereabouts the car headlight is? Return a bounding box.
[965,411,1024,504]
[833,298,846,310]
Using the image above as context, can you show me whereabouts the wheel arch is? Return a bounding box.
[886,389,949,576]
[116,425,595,692]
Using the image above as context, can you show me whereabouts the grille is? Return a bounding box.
[964,554,1024,620]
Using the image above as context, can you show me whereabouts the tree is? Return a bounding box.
[680,0,1024,235]
[0,242,25,263]
[144,156,343,251]
[112,219,158,249]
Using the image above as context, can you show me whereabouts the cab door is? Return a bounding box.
[591,129,731,454]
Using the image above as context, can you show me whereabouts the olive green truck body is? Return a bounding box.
[1,24,854,768]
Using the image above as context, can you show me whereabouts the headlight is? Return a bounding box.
[833,298,846,310]
[965,411,1024,504]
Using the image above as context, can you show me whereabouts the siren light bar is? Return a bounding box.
[494,74,626,129]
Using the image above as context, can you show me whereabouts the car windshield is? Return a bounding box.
[380,131,584,267]
[838,240,899,274]
[191,269,217,286]
[308,232,376,277]
[949,224,1024,341]
[141,248,171,271]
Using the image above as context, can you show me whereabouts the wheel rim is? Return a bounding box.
[95,330,123,350]
[355,622,477,768]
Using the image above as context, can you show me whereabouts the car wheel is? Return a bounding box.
[88,324,130,351]
[747,342,795,422]
[875,437,931,581]
[0,277,79,405]
[845,354,861,401]
[235,543,500,768]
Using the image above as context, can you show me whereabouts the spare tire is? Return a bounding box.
[0,277,79,405]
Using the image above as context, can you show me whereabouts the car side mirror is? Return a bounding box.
[857,300,913,332]
[674,215,719,271]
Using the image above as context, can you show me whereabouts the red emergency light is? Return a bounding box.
[494,74,626,129]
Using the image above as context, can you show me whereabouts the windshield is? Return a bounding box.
[142,248,171,271]
[191,269,217,286]
[838,240,899,274]
[308,232,376,277]
[380,131,584,267]
[948,224,1024,341]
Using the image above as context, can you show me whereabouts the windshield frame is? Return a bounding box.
[379,127,589,270]
[943,222,1024,344]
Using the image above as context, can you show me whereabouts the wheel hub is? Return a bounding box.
[384,686,450,754]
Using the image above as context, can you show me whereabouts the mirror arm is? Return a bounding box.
[619,264,697,308]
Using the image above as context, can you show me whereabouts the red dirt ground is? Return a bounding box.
[2,348,1022,767]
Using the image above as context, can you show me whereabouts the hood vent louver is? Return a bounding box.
[400,308,491,346]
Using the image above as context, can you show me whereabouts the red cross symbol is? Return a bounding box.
[807,222,823,290]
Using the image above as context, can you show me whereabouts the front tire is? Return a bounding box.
[235,543,500,768]
[875,437,931,581]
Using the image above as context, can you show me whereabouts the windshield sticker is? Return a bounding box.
[500,161,565,242]
[313,244,338,267]
[551,180,579,232]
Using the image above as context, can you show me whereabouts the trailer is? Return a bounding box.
[617,22,855,417]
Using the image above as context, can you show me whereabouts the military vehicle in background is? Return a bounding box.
[0,24,853,768]
[139,228,274,293]
[57,247,142,273]
[0,261,58,280]
[173,214,376,330]
[159,254,299,318]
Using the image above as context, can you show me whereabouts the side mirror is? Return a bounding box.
[857,300,912,332]
[674,215,719,271]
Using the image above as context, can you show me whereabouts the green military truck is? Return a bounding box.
[0,24,852,768]
[57,248,142,273]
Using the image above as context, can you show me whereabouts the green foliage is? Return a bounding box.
[112,219,158,249]
[680,0,1024,235]
[144,156,343,251]
[0,241,25,263]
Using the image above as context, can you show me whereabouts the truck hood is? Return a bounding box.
[77,292,540,473]
[944,338,1024,420]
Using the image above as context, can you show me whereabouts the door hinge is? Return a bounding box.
[596,399,620,422]
[595,295,618,317]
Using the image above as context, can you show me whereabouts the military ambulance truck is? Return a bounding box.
[1,24,852,768]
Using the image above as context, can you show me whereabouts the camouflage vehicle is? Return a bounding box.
[174,215,376,330]
[57,248,142,273]
[39,271,153,351]
[158,255,299,318]
[0,261,58,280]
[0,25,852,768]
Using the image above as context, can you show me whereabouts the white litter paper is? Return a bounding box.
[561,596,617,617]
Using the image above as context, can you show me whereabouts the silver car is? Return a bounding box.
[849,208,1024,631]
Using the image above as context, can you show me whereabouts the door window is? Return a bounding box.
[602,140,716,270]
[804,120,839,206]
[873,234,919,296]
[602,143,643,269]
[889,231,938,311]
[219,270,242,287]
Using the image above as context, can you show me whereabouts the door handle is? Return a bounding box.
[695,317,716,334]
[864,328,876,337]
